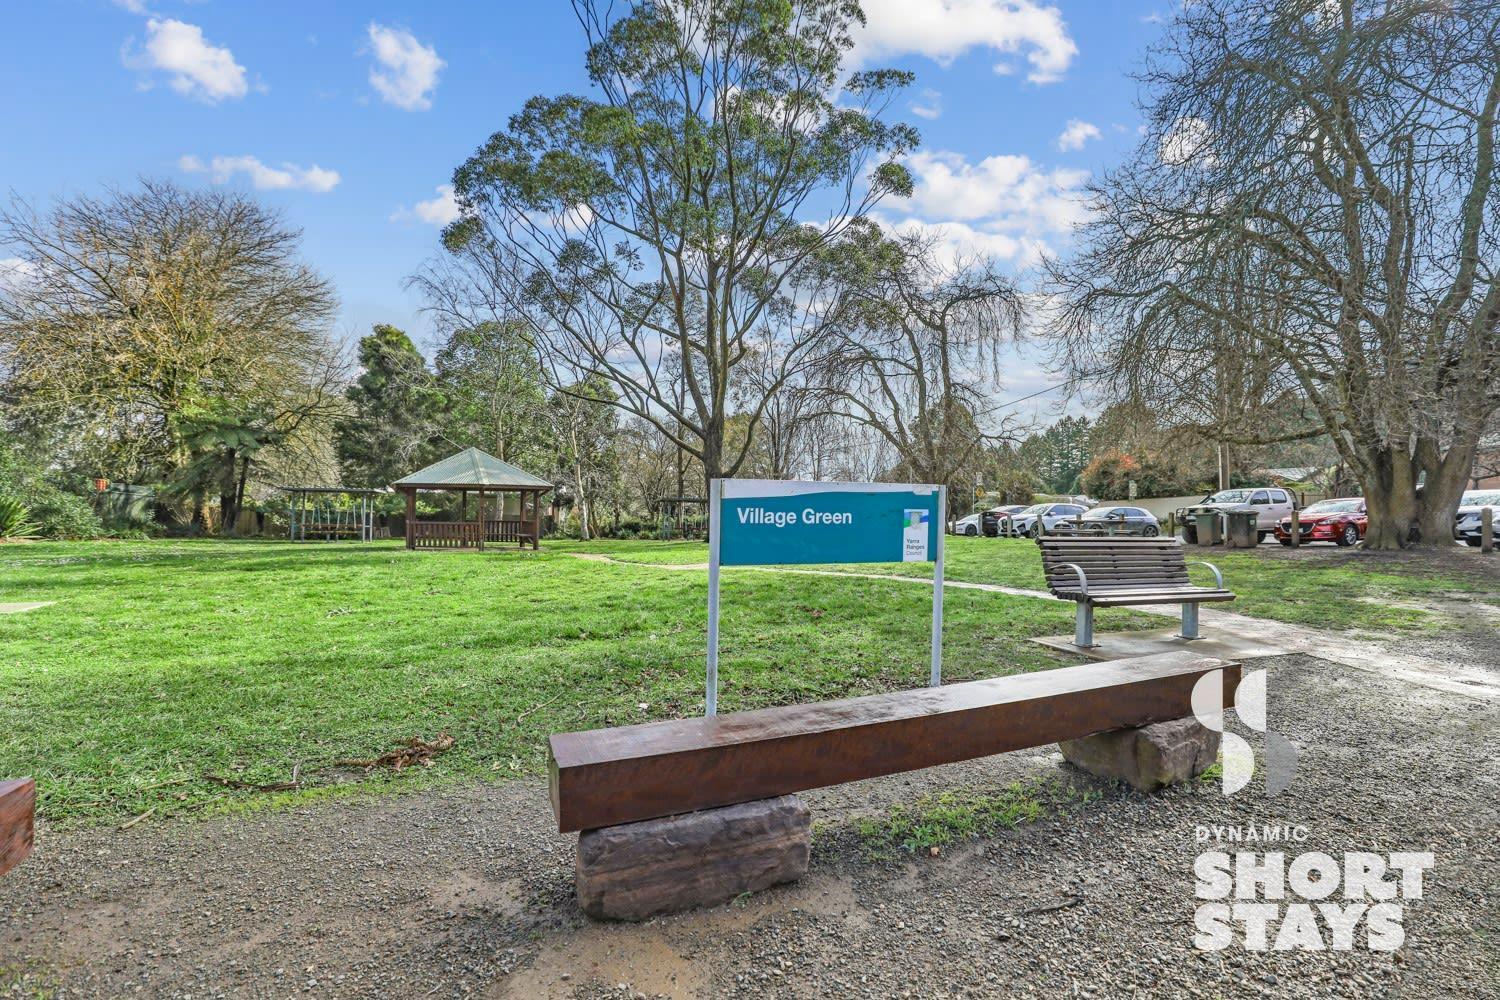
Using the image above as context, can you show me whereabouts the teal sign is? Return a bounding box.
[705,479,948,715]
[719,484,941,566]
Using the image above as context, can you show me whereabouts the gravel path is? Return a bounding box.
[2,643,1495,999]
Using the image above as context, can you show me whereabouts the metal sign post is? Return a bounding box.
[706,478,723,717]
[705,478,945,716]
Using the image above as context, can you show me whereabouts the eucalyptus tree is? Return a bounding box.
[1050,0,1500,547]
[425,0,918,499]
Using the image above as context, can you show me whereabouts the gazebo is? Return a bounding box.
[392,447,552,551]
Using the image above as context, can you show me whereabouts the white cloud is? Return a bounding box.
[180,154,340,193]
[1159,116,1217,167]
[910,88,943,120]
[1056,119,1101,151]
[0,257,39,293]
[852,0,1078,84]
[126,18,249,103]
[113,0,149,13]
[392,184,460,225]
[874,148,1092,268]
[366,24,444,111]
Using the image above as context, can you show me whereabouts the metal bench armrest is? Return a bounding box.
[1186,560,1224,589]
[1056,562,1090,597]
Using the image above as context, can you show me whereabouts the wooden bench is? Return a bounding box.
[549,651,1237,832]
[1038,536,1234,647]
[0,778,35,877]
[549,653,1237,918]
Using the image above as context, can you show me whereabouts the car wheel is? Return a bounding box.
[1337,523,1359,547]
[1257,531,1269,544]
[964,524,977,536]
[1141,524,1159,537]
[1183,526,1198,544]
[1465,538,1482,548]
[1028,522,1041,539]
[1278,537,1293,547]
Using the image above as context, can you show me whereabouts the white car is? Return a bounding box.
[952,512,984,536]
[1179,487,1296,543]
[1455,489,1500,547]
[1007,502,1090,538]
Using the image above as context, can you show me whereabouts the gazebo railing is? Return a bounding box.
[412,521,483,549]
[484,518,537,545]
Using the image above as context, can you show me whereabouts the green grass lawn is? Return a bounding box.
[569,535,1493,632]
[3,534,1483,829]
[0,538,1147,828]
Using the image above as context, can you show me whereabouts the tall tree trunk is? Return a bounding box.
[1359,447,1419,550]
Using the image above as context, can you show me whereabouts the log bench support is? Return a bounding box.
[0,778,36,878]
[551,652,1238,920]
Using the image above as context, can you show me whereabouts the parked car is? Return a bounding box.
[1007,502,1090,538]
[952,511,984,536]
[1076,505,1162,537]
[982,504,1030,537]
[1178,487,1297,544]
[1455,489,1500,547]
[1273,497,1366,547]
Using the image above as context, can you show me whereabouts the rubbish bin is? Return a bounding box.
[1225,509,1258,548]
[1194,512,1223,546]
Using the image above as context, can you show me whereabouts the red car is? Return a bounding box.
[1274,497,1367,547]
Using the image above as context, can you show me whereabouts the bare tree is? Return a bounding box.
[811,224,1024,506]
[1050,0,1500,547]
[418,0,918,505]
[0,180,343,530]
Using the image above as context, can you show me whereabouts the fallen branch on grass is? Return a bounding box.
[332,732,455,772]
[203,763,302,793]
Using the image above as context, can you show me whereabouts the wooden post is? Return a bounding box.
[1290,508,1300,548]
[404,488,416,550]
[0,778,35,877]
[1483,507,1494,554]
[533,490,542,550]
[476,489,486,552]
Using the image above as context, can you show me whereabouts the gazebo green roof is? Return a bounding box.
[391,447,552,490]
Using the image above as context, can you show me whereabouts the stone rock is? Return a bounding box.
[576,795,811,921]
[1058,716,1220,791]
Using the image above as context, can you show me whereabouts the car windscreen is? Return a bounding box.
[1303,500,1363,513]
[1081,507,1117,519]
[1206,490,1252,503]
[1017,504,1048,515]
[1461,491,1500,506]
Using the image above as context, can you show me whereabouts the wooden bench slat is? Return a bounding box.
[0,778,35,878]
[549,652,1240,832]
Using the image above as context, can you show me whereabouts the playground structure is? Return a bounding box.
[280,486,387,542]
[654,496,708,539]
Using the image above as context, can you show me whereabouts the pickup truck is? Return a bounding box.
[1178,487,1297,544]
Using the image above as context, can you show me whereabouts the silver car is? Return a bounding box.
[1007,502,1090,538]
[1076,505,1162,537]
[1455,489,1500,547]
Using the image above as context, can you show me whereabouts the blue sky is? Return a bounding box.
[0,0,1170,419]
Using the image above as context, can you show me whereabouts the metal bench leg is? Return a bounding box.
[1180,602,1200,640]
[1074,603,1096,648]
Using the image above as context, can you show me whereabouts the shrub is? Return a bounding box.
[0,443,104,539]
[0,495,38,539]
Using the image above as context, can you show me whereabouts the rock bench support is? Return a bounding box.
[576,794,811,921]
[1058,716,1220,791]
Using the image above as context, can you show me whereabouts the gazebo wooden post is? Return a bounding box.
[404,487,416,550]
[532,488,541,550]
[475,489,486,552]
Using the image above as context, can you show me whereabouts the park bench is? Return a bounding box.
[1038,536,1235,648]
[0,778,35,877]
[550,651,1238,919]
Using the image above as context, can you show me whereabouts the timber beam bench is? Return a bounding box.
[549,651,1239,920]
[0,778,36,878]
[1038,536,1235,647]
